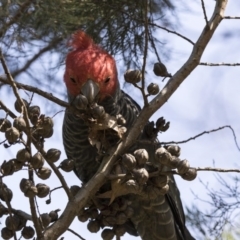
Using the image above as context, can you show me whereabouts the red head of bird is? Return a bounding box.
[64,31,119,102]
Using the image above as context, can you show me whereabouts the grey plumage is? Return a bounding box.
[63,85,195,240]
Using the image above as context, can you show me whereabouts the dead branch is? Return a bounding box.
[161,125,240,152]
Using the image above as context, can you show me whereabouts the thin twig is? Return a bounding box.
[141,0,149,107]
[199,62,240,66]
[29,197,43,236]
[46,186,63,204]
[0,76,69,108]
[67,228,86,240]
[148,22,194,45]
[196,167,240,173]
[0,101,17,118]
[224,16,240,19]
[200,0,209,27]
[161,125,240,152]
[11,38,63,78]
[148,27,161,63]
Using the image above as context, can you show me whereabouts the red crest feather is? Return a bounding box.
[70,31,95,50]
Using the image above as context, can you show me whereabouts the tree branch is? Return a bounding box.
[0,76,69,108]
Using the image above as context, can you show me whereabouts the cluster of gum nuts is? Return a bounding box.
[0,99,75,239]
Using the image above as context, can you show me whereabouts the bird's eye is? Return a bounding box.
[70,77,76,83]
[104,77,110,83]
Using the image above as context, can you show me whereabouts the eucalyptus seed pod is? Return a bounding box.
[118,200,128,211]
[59,159,74,172]
[116,114,126,125]
[13,117,26,131]
[177,159,190,175]
[70,185,81,196]
[153,62,172,77]
[124,206,134,218]
[0,186,13,202]
[155,117,165,131]
[49,210,59,222]
[1,160,15,176]
[115,225,126,237]
[87,220,100,233]
[101,216,116,227]
[21,226,35,239]
[89,208,99,219]
[101,228,115,240]
[181,168,197,181]
[166,145,181,157]
[41,127,54,138]
[155,147,172,166]
[78,211,90,222]
[132,168,149,185]
[20,178,32,193]
[143,121,156,138]
[16,148,31,163]
[40,213,51,228]
[101,209,112,216]
[36,183,50,198]
[1,227,14,239]
[36,167,52,180]
[28,106,40,115]
[30,152,44,169]
[0,203,8,217]
[24,185,38,198]
[37,117,54,138]
[134,149,149,167]
[91,104,106,119]
[5,214,20,231]
[28,106,40,125]
[5,127,20,143]
[158,184,169,195]
[124,69,142,84]
[151,175,169,188]
[45,148,61,163]
[74,94,88,110]
[14,99,28,113]
[116,212,128,225]
[13,159,25,171]
[167,156,181,169]
[160,121,170,132]
[15,215,27,231]
[147,83,159,95]
[122,153,136,170]
[0,119,11,132]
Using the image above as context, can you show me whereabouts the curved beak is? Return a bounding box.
[81,79,99,103]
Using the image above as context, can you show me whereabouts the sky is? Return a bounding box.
[1,1,240,240]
